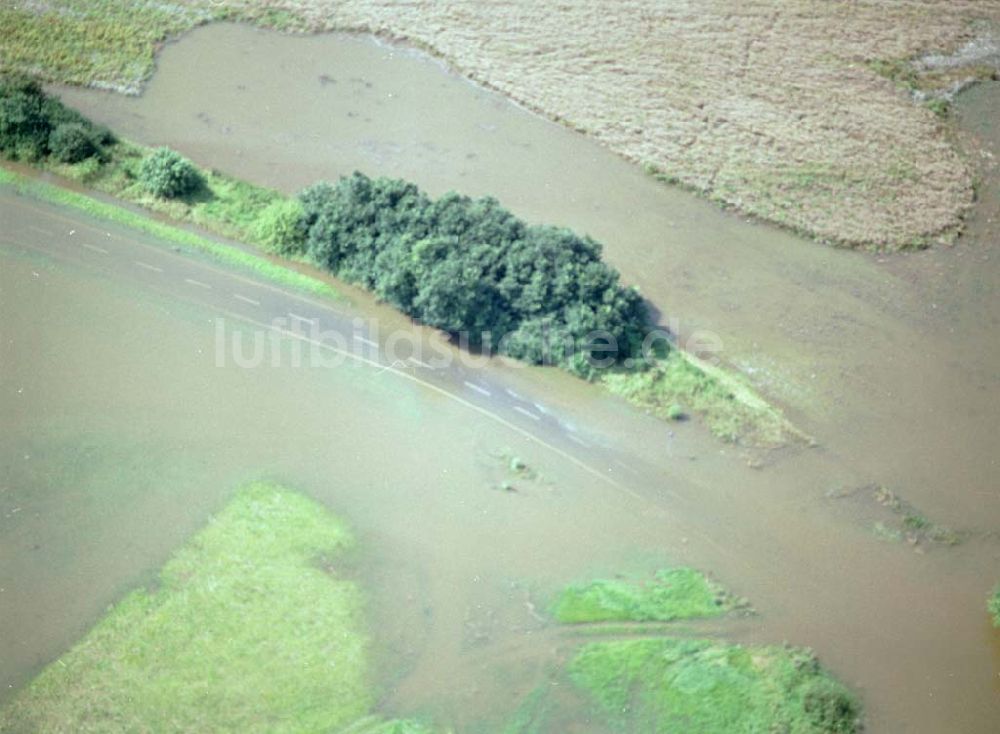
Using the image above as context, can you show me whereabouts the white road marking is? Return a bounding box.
[82,243,109,254]
[234,294,260,306]
[184,278,211,289]
[568,434,591,448]
[464,381,492,397]
[288,311,317,324]
[613,459,639,476]
[216,305,648,500]
[408,356,432,369]
[353,335,378,348]
[27,225,53,237]
[135,261,163,273]
[513,405,541,421]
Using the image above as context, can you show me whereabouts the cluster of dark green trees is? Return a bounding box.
[1,72,650,377]
[0,73,202,199]
[286,174,649,376]
[0,73,113,163]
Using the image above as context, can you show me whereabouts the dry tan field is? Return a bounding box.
[4,1,1000,247]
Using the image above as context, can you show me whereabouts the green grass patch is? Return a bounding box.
[0,1,213,94]
[0,166,338,300]
[0,482,435,733]
[551,568,733,624]
[602,350,802,447]
[0,2,318,94]
[989,586,1000,627]
[568,638,860,733]
[42,136,287,245]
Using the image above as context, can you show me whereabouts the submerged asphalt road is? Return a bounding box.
[0,187,656,501]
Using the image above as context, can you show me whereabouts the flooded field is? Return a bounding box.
[6,21,999,732]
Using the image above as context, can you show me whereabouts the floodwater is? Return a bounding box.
[8,21,997,731]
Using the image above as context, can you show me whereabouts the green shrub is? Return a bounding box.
[801,678,861,733]
[139,147,203,199]
[0,73,112,164]
[252,198,307,254]
[989,585,1000,626]
[298,172,648,376]
[0,72,51,160]
[48,121,100,163]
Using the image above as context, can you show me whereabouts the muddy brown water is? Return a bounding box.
[6,21,996,731]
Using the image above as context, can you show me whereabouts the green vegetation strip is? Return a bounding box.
[0,72,796,446]
[551,567,732,624]
[0,167,337,300]
[990,586,1000,627]
[568,638,859,734]
[0,483,432,733]
[506,568,859,733]
[602,349,802,447]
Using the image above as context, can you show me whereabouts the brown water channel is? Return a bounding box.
[11,21,1000,731]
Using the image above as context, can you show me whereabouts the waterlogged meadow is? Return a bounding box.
[0,484,437,733]
[506,571,859,733]
[1,497,858,734]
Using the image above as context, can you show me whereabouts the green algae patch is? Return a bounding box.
[551,568,732,624]
[568,638,860,734]
[0,483,426,733]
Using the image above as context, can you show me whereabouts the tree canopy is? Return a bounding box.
[296,173,648,376]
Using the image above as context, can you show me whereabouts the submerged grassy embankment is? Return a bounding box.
[0,74,797,446]
[0,483,433,733]
[0,500,861,733]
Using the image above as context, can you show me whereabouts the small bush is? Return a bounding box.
[253,198,307,255]
[989,585,1000,627]
[139,147,203,199]
[41,97,115,146]
[801,678,860,733]
[48,122,100,163]
[0,73,51,160]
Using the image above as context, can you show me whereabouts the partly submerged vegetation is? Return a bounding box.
[551,567,734,624]
[506,568,859,733]
[568,638,859,734]
[0,483,435,733]
[827,484,964,550]
[0,72,795,446]
[0,167,337,300]
[0,488,861,733]
[602,349,802,446]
